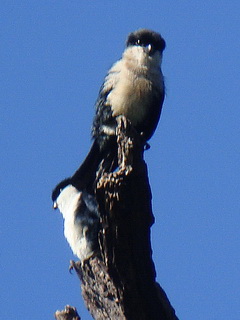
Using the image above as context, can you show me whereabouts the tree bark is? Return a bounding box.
[55,116,179,320]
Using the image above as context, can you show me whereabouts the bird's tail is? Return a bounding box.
[71,138,117,193]
[52,137,118,201]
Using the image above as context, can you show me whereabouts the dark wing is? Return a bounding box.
[75,191,100,252]
[92,65,121,148]
[92,82,114,140]
[136,80,165,141]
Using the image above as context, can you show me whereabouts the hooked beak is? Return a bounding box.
[146,43,155,56]
[53,201,58,210]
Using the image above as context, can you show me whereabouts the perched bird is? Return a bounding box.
[93,28,165,147]
[52,28,166,198]
[53,185,100,262]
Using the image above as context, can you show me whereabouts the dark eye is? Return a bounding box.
[135,38,149,47]
[126,30,166,53]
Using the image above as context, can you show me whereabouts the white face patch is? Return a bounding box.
[56,185,80,219]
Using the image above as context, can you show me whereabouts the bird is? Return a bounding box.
[52,28,166,200]
[53,184,100,262]
[93,28,165,146]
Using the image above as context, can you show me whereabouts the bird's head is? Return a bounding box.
[124,29,166,67]
[52,178,72,209]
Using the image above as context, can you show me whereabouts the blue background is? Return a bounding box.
[1,1,240,319]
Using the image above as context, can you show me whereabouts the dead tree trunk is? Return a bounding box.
[55,117,179,320]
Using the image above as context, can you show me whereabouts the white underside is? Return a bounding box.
[56,185,94,261]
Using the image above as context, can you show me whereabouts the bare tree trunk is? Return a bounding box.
[55,117,179,320]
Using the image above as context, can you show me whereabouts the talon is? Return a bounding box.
[69,260,76,273]
[144,142,150,150]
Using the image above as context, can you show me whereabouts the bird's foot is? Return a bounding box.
[68,260,76,274]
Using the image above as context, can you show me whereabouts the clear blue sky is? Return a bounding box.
[1,1,240,319]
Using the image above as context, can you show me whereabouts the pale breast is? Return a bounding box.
[107,70,153,125]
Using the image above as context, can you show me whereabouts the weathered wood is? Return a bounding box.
[69,117,179,320]
[55,305,80,320]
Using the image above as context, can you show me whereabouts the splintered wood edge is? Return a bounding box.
[55,305,81,320]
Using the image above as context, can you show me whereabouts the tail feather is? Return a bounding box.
[52,137,118,202]
[71,138,117,193]
[71,140,103,192]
